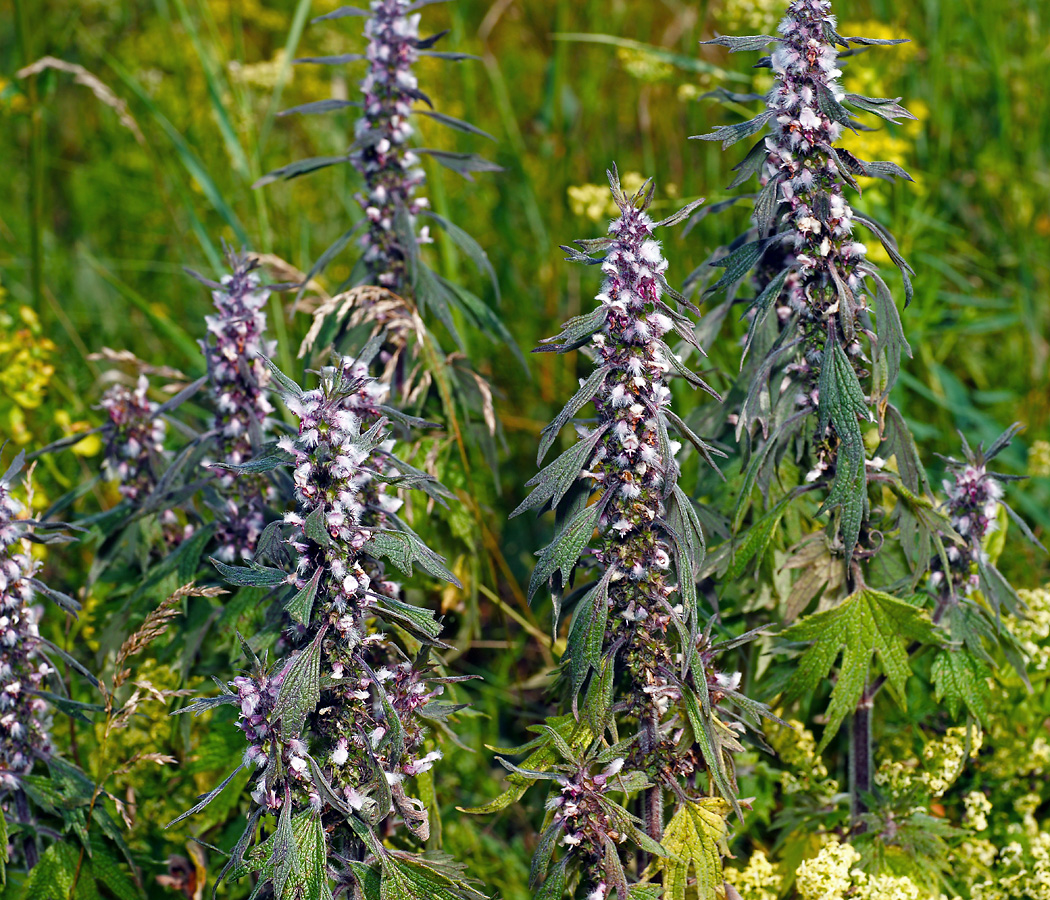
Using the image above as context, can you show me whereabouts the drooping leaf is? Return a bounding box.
[691,110,774,150]
[782,589,941,752]
[527,501,601,601]
[816,335,872,557]
[654,799,731,900]
[931,650,991,729]
[273,627,325,736]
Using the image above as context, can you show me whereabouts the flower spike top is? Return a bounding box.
[352,0,430,291]
[263,0,499,333]
[495,169,775,900]
[175,351,484,900]
[696,0,918,557]
[196,250,277,560]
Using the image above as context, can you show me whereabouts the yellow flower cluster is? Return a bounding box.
[796,838,928,900]
[921,727,983,798]
[965,790,993,832]
[969,831,1050,900]
[852,872,924,900]
[796,839,860,900]
[0,301,55,445]
[1030,441,1050,478]
[766,718,839,798]
[723,848,782,900]
[617,48,674,83]
[568,172,649,223]
[1015,586,1050,671]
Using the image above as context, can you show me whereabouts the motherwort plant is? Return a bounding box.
[175,351,483,900]
[693,0,1042,871]
[475,170,774,899]
[0,452,82,870]
[262,0,504,367]
[697,0,916,557]
[196,250,277,561]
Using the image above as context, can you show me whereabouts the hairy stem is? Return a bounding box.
[850,684,873,828]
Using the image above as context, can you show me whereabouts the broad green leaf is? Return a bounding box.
[364,531,459,585]
[273,627,325,736]
[816,336,872,557]
[380,852,487,900]
[931,650,992,729]
[528,501,601,601]
[18,841,79,900]
[655,799,731,900]
[783,589,940,752]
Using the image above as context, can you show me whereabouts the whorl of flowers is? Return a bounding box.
[198,251,277,560]
[508,170,770,898]
[0,460,53,792]
[352,0,430,291]
[178,356,479,900]
[100,375,167,502]
[929,428,1030,608]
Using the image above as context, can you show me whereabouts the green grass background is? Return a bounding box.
[2,0,1049,896]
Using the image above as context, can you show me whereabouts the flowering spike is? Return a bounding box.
[0,463,53,793]
[180,357,482,900]
[502,172,772,899]
[199,251,277,560]
[352,0,430,291]
[100,375,168,503]
[697,0,917,557]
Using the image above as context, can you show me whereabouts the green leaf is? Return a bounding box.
[459,715,592,814]
[0,804,6,886]
[364,531,459,585]
[533,857,568,900]
[844,93,915,123]
[931,650,992,729]
[211,558,289,587]
[725,494,793,582]
[704,238,774,296]
[816,336,872,557]
[527,500,601,601]
[680,687,740,817]
[380,852,487,900]
[512,425,607,518]
[741,268,791,365]
[655,800,731,900]
[286,568,322,626]
[783,589,941,752]
[691,110,774,150]
[538,366,609,464]
[565,571,613,705]
[866,267,912,396]
[700,34,779,52]
[273,627,325,736]
[18,841,80,900]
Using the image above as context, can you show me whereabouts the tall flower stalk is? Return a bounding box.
[174,354,483,900]
[698,0,916,557]
[196,250,276,561]
[479,170,773,899]
[0,451,79,870]
[694,0,1042,863]
[352,0,430,293]
[263,0,503,364]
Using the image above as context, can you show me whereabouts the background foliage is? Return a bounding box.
[1,0,1049,897]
